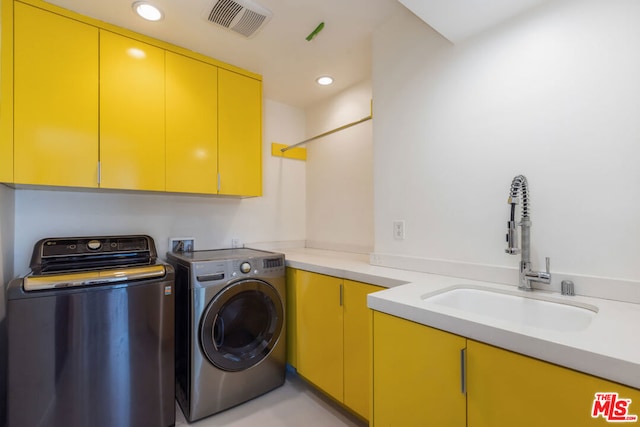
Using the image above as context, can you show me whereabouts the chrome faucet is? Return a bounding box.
[505,175,551,290]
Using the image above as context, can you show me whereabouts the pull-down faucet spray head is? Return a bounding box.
[506,202,520,255]
[505,175,550,290]
[505,175,529,255]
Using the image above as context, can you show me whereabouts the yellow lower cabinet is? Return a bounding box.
[344,280,384,419]
[372,311,467,427]
[466,340,640,427]
[296,270,344,401]
[292,269,383,420]
[285,268,298,369]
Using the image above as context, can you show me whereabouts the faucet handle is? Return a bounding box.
[545,257,550,273]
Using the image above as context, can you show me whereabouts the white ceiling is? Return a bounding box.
[398,0,550,43]
[41,0,553,108]
[43,0,404,108]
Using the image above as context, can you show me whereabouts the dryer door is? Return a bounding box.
[200,279,284,372]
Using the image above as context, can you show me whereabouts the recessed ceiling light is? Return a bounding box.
[132,2,163,21]
[316,76,334,86]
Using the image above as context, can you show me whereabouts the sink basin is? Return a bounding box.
[422,286,598,332]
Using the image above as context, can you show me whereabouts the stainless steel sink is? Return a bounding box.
[421,285,598,332]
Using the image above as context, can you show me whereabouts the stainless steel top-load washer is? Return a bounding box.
[6,235,175,427]
[166,248,286,423]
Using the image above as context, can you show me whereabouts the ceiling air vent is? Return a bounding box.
[202,0,273,38]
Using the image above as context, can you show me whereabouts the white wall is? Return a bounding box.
[372,0,640,301]
[0,184,14,302]
[13,99,306,271]
[305,80,374,253]
[0,184,14,427]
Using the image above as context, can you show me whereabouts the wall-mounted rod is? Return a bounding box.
[280,114,372,153]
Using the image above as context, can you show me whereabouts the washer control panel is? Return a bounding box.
[232,255,284,277]
[169,249,285,285]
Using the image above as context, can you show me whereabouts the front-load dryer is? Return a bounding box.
[166,248,286,423]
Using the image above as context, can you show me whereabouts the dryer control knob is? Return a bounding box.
[240,262,251,274]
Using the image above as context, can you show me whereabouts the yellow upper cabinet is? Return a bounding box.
[166,52,218,194]
[99,30,165,191]
[0,0,14,183]
[3,0,262,195]
[13,2,99,187]
[218,69,262,197]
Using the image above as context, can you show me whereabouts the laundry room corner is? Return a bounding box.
[304,80,375,254]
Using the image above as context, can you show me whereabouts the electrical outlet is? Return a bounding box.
[169,237,195,252]
[393,220,405,240]
[231,237,242,248]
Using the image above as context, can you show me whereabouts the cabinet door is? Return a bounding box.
[285,268,298,368]
[343,280,384,420]
[14,2,98,187]
[467,340,640,427]
[296,270,344,401]
[166,52,218,194]
[372,312,467,427]
[218,69,262,197]
[100,31,165,191]
[0,0,13,183]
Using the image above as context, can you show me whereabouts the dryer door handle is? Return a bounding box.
[213,315,224,351]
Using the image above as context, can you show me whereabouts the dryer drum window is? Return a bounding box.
[200,279,284,372]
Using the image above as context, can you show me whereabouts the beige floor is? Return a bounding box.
[175,370,366,427]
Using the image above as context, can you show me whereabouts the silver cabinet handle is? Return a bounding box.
[460,348,467,395]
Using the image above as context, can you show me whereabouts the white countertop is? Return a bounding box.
[279,247,640,389]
